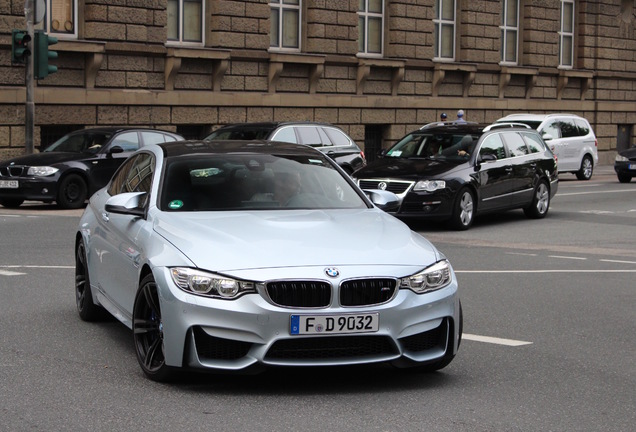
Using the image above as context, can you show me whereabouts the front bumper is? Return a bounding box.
[0,174,59,202]
[153,266,461,371]
[614,161,636,177]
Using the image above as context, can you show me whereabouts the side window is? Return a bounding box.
[478,134,507,160]
[323,128,351,147]
[296,127,323,146]
[574,119,590,136]
[503,132,529,157]
[108,153,155,197]
[141,132,168,145]
[521,132,546,153]
[111,132,140,152]
[542,122,561,139]
[164,134,179,142]
[558,119,578,138]
[271,127,298,143]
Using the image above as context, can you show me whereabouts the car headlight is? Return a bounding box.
[615,154,629,162]
[400,260,452,294]
[170,267,256,299]
[413,180,446,192]
[27,166,59,176]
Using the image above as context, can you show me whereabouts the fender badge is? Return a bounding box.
[325,267,339,278]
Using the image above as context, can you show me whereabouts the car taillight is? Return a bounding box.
[360,151,366,161]
[595,139,598,147]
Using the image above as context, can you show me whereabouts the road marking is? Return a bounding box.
[0,265,74,269]
[558,189,636,197]
[505,252,538,257]
[0,270,26,276]
[600,259,636,265]
[463,333,532,347]
[548,255,587,260]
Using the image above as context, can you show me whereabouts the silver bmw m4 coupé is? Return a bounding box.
[75,140,462,381]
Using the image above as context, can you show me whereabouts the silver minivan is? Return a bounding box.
[496,114,598,180]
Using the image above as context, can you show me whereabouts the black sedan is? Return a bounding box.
[0,127,182,209]
[614,147,636,183]
[353,123,559,230]
[204,122,366,174]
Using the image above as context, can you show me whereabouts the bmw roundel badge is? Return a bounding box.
[325,267,340,278]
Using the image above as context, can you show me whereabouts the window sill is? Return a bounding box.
[164,47,231,91]
[499,66,539,99]
[356,58,406,96]
[432,63,477,97]
[54,40,106,89]
[557,69,594,100]
[268,53,326,94]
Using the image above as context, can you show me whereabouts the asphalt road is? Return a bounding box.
[1,166,634,432]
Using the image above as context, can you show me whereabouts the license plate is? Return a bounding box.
[629,164,636,171]
[0,180,18,189]
[290,313,379,335]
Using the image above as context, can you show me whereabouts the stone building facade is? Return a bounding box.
[1,0,635,164]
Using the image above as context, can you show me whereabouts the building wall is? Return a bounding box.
[1,0,635,163]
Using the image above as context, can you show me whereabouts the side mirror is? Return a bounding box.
[542,133,553,141]
[107,146,125,157]
[105,192,146,217]
[363,189,400,212]
[377,149,387,158]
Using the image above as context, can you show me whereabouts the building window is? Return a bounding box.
[35,0,77,39]
[559,0,575,68]
[358,0,384,56]
[270,0,301,50]
[434,0,456,60]
[501,0,519,64]
[167,0,204,44]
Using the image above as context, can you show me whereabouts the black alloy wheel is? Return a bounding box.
[576,155,594,180]
[0,198,24,208]
[523,180,550,219]
[75,239,107,321]
[133,274,174,381]
[57,174,88,209]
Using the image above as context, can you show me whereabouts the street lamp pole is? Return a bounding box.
[24,0,35,155]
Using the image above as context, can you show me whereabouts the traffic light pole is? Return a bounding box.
[24,0,35,155]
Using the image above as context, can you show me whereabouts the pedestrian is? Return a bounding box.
[456,109,467,123]
[440,112,447,122]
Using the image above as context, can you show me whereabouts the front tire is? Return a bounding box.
[449,188,475,230]
[133,274,175,382]
[524,180,550,219]
[75,239,108,321]
[575,155,594,180]
[57,174,88,209]
[617,173,632,183]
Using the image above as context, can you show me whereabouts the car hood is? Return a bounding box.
[0,151,89,167]
[354,157,462,180]
[618,147,636,160]
[153,209,440,272]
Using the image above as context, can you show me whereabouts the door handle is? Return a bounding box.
[101,212,109,222]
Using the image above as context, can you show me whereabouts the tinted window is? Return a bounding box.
[44,132,112,154]
[504,132,529,157]
[387,132,478,161]
[296,127,323,146]
[521,132,546,153]
[272,127,297,143]
[574,119,590,136]
[323,128,351,146]
[108,153,154,197]
[479,134,506,160]
[556,119,578,138]
[141,132,168,145]
[542,121,561,139]
[111,132,140,152]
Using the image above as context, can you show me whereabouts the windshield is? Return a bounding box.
[44,132,112,154]
[386,132,479,161]
[161,152,368,211]
[205,128,273,141]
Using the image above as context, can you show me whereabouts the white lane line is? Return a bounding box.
[548,255,587,260]
[0,270,26,276]
[558,189,636,197]
[463,333,532,347]
[505,252,538,257]
[0,265,74,269]
[600,259,636,265]
[455,269,636,273]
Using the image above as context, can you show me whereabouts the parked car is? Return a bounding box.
[75,140,461,381]
[204,122,366,173]
[496,113,598,180]
[0,127,183,209]
[614,147,636,183]
[352,123,558,230]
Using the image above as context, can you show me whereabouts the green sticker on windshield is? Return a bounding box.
[168,200,184,209]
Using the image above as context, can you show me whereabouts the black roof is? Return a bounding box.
[66,126,179,136]
[212,121,344,131]
[158,139,325,158]
[412,123,487,135]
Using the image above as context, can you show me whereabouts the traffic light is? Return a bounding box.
[34,30,58,80]
[11,29,32,64]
